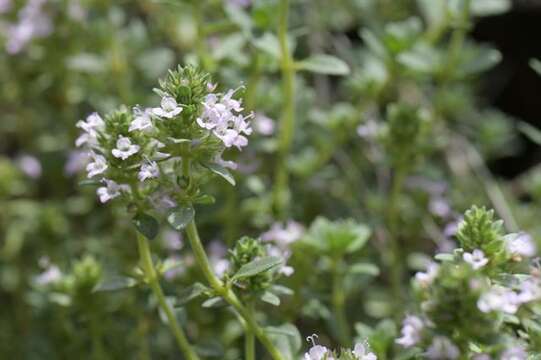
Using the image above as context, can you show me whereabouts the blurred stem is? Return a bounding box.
[89,311,105,360]
[193,2,214,71]
[245,301,256,360]
[387,167,406,310]
[184,220,285,360]
[331,258,351,346]
[136,233,200,360]
[442,0,471,80]
[273,0,296,219]
[244,53,262,112]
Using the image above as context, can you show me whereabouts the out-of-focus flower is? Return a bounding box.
[96,179,129,203]
[16,154,42,179]
[65,150,90,175]
[138,161,159,181]
[356,119,380,139]
[5,0,52,54]
[253,113,275,136]
[353,343,377,360]
[396,315,424,348]
[500,346,527,360]
[261,221,304,250]
[505,232,536,259]
[463,249,489,270]
[304,335,333,360]
[76,113,104,148]
[130,107,153,132]
[425,336,460,359]
[415,262,439,287]
[429,197,451,218]
[477,286,520,314]
[517,277,541,303]
[35,264,62,286]
[0,0,12,14]
[86,153,108,178]
[162,230,183,251]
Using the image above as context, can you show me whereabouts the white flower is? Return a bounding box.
[267,245,294,277]
[163,230,183,251]
[261,221,304,250]
[353,343,377,360]
[500,346,527,360]
[112,136,140,160]
[96,179,129,203]
[356,120,380,139]
[517,277,541,303]
[477,286,520,314]
[463,249,489,270]
[76,112,104,148]
[130,106,153,132]
[415,262,439,287]
[35,264,62,286]
[425,336,460,359]
[65,150,90,175]
[86,153,108,178]
[152,96,183,118]
[254,113,275,135]
[505,232,536,258]
[304,345,332,360]
[429,197,451,218]
[396,315,424,348]
[214,154,238,170]
[213,258,230,278]
[138,161,159,181]
[16,154,42,179]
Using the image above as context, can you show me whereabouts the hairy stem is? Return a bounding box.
[136,234,200,360]
[184,221,285,360]
[273,0,296,219]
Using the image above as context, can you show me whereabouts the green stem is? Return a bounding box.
[331,259,351,346]
[136,234,200,360]
[184,221,285,360]
[245,302,256,360]
[387,168,406,310]
[273,0,296,219]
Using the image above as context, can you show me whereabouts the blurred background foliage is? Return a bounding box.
[1,0,541,358]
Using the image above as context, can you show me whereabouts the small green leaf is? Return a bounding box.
[202,297,224,308]
[167,206,195,231]
[296,54,350,75]
[261,291,281,306]
[271,285,294,296]
[232,256,282,281]
[93,275,137,292]
[434,253,455,262]
[203,163,236,186]
[132,213,160,240]
[518,121,541,146]
[176,283,209,306]
[349,263,380,276]
[530,59,541,75]
[252,32,281,59]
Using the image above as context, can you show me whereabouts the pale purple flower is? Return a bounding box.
[150,193,177,212]
[214,154,238,170]
[138,161,159,181]
[86,153,108,178]
[130,106,153,132]
[35,264,62,286]
[254,113,275,136]
[357,119,380,139]
[267,245,294,277]
[429,197,451,218]
[517,277,541,303]
[415,262,439,287]
[152,96,182,119]
[0,0,12,13]
[472,354,492,360]
[477,286,520,314]
[162,230,183,251]
[16,155,42,179]
[65,150,90,175]
[261,221,304,250]
[443,220,460,238]
[163,255,185,280]
[425,336,460,359]
[76,112,104,148]
[353,343,377,360]
[5,0,52,54]
[96,179,129,203]
[396,315,424,348]
[437,239,456,254]
[112,136,140,160]
[213,258,230,278]
[463,249,489,270]
[500,346,527,360]
[208,240,229,278]
[67,0,86,21]
[505,232,537,258]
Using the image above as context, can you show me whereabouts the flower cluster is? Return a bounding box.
[75,66,252,213]
[261,220,304,276]
[303,335,377,360]
[402,206,540,358]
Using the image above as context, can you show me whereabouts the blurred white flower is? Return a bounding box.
[429,197,451,218]
[65,150,90,175]
[353,343,377,360]
[304,335,333,360]
[0,0,12,14]
[261,221,304,250]
[5,0,52,54]
[162,230,183,251]
[415,262,439,287]
[505,232,536,258]
[152,96,183,118]
[96,179,129,203]
[130,107,153,132]
[35,264,62,286]
[478,286,520,314]
[517,277,541,303]
[396,315,424,348]
[254,113,275,136]
[16,154,42,179]
[76,112,104,148]
[425,336,460,359]
[500,346,527,360]
[112,136,140,160]
[463,249,489,270]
